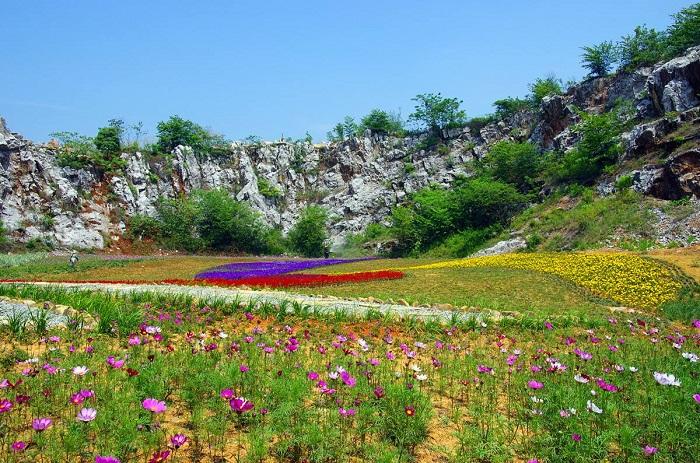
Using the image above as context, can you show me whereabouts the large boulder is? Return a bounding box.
[647,46,700,115]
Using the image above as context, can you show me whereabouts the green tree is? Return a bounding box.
[529,75,563,105]
[493,97,532,119]
[193,189,268,252]
[94,126,121,158]
[480,141,540,192]
[581,41,618,77]
[288,205,328,257]
[357,109,403,135]
[666,3,700,56]
[450,177,526,230]
[408,93,467,137]
[618,26,666,70]
[156,115,226,154]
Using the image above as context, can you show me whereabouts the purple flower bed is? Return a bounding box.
[194,258,375,281]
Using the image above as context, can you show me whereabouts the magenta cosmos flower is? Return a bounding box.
[229,397,254,414]
[528,380,544,390]
[220,388,234,400]
[77,407,97,422]
[12,441,28,452]
[0,398,13,413]
[170,433,188,448]
[338,407,356,417]
[693,393,700,404]
[643,445,658,456]
[96,457,121,463]
[33,417,53,431]
[142,398,167,413]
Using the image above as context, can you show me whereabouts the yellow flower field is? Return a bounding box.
[405,253,683,310]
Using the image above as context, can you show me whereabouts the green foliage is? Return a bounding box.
[0,219,8,249]
[529,75,563,105]
[377,384,432,453]
[581,41,618,77]
[409,93,467,136]
[257,177,283,199]
[126,214,162,241]
[666,3,700,56]
[615,174,633,190]
[493,97,532,119]
[357,109,404,136]
[551,105,628,184]
[94,126,121,158]
[389,178,525,255]
[156,115,227,155]
[154,196,204,252]
[479,141,540,192]
[51,128,126,173]
[327,116,358,142]
[287,205,329,257]
[618,26,667,70]
[425,227,497,258]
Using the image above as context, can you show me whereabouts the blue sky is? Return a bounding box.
[1,0,694,142]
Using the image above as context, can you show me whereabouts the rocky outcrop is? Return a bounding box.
[1,48,700,250]
[647,46,700,115]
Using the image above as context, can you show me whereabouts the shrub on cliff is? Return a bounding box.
[0,219,9,249]
[409,93,467,137]
[618,26,667,70]
[581,41,618,77]
[156,115,227,155]
[529,75,563,105]
[478,141,540,192]
[288,205,329,257]
[666,3,700,57]
[357,109,404,136]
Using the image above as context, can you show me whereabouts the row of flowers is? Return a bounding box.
[0,270,404,289]
[404,252,684,309]
[194,257,374,281]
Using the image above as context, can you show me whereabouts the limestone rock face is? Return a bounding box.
[1,48,700,250]
[647,46,700,115]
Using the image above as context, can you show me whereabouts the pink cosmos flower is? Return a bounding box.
[374,386,385,399]
[170,434,188,448]
[643,445,658,456]
[544,321,553,330]
[0,398,12,413]
[43,364,58,375]
[307,371,319,381]
[77,408,97,422]
[148,450,171,463]
[477,365,493,374]
[528,380,544,390]
[340,371,356,387]
[239,364,249,373]
[229,397,254,414]
[572,433,582,442]
[338,407,356,417]
[220,388,234,400]
[128,335,141,346]
[142,398,167,413]
[70,393,85,405]
[692,393,700,404]
[12,441,27,452]
[33,417,53,431]
[107,357,125,369]
[95,457,121,463]
[692,319,700,329]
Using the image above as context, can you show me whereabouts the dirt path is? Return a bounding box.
[6,281,496,323]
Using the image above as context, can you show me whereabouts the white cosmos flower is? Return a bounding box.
[629,366,638,372]
[72,366,89,376]
[410,364,422,373]
[587,400,603,414]
[218,332,228,339]
[681,352,698,363]
[415,374,428,381]
[653,371,681,387]
[530,396,543,403]
[574,374,589,384]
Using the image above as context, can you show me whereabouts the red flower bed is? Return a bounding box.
[0,270,404,289]
[168,270,405,288]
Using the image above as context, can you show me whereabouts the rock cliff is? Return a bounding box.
[1,47,699,250]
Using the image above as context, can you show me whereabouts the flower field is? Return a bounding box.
[0,291,699,463]
[406,253,685,310]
